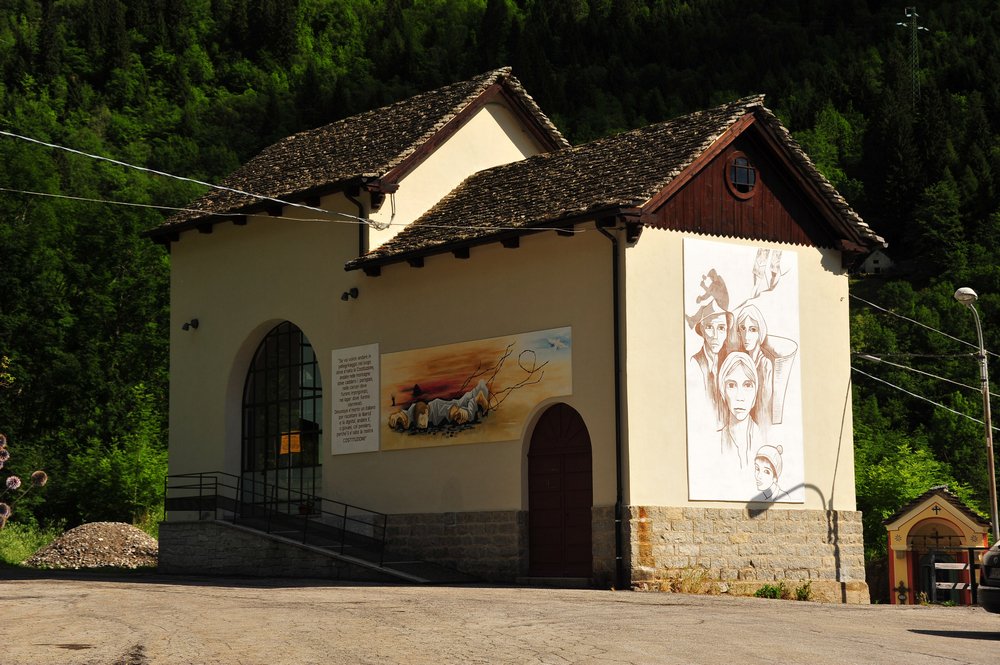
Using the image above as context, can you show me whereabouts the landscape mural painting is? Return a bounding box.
[684,238,804,502]
[381,327,572,450]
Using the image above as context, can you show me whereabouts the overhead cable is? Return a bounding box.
[0,132,587,235]
[0,128,385,228]
[0,186,588,234]
[850,293,998,357]
[854,353,1000,399]
[852,366,999,432]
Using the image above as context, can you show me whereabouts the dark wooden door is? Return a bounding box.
[528,403,593,577]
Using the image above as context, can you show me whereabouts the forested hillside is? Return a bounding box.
[1,0,998,557]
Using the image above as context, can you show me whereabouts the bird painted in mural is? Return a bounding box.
[546,337,567,350]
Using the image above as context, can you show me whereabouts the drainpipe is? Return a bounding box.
[597,218,628,590]
[345,187,367,256]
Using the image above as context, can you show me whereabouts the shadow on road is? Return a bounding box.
[910,629,1000,641]
[1,564,506,590]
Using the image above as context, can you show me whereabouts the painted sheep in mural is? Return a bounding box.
[387,380,492,432]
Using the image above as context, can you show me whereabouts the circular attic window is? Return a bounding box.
[726,152,757,199]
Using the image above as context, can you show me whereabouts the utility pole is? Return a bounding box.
[896,7,930,109]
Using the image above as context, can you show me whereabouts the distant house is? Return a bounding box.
[857,249,893,275]
[149,68,885,600]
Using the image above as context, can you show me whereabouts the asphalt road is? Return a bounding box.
[2,572,998,664]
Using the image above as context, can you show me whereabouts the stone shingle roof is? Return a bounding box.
[151,67,567,234]
[883,485,991,527]
[347,95,885,271]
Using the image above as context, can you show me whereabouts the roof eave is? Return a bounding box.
[750,108,886,251]
[145,175,395,241]
[345,206,641,273]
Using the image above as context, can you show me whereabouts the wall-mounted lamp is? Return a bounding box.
[181,318,200,331]
[340,288,359,301]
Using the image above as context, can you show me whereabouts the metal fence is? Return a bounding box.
[164,471,389,566]
[920,546,990,605]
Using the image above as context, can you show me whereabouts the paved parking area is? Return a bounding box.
[1,571,998,664]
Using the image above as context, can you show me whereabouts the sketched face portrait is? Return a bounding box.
[698,312,729,354]
[684,238,803,503]
[754,458,776,490]
[738,316,761,353]
[721,354,757,422]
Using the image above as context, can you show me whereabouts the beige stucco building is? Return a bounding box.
[151,68,885,601]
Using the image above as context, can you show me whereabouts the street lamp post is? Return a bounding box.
[954,287,1000,543]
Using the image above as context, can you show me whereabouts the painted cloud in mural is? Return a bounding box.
[684,238,803,502]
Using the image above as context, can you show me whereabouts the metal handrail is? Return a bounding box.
[164,471,389,565]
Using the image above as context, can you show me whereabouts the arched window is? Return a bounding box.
[242,322,321,493]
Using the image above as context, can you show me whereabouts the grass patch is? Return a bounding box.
[134,504,164,540]
[0,522,62,566]
[753,582,788,599]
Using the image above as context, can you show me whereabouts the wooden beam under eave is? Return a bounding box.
[233,217,248,226]
[453,247,470,259]
[501,236,519,249]
[407,257,424,268]
[197,223,213,234]
[363,265,381,277]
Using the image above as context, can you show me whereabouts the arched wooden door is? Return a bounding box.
[528,403,593,577]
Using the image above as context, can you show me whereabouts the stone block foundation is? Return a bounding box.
[628,506,869,603]
[158,506,867,601]
[384,510,527,582]
[158,520,397,581]
[385,506,620,585]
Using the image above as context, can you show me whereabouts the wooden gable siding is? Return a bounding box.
[645,132,839,248]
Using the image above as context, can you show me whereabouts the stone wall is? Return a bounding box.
[158,520,395,581]
[591,505,617,587]
[385,507,621,585]
[628,506,869,603]
[384,510,527,582]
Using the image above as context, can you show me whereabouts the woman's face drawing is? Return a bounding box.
[754,459,775,489]
[723,362,756,421]
[700,313,728,354]
[739,316,761,353]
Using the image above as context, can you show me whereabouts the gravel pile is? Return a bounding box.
[24,521,158,570]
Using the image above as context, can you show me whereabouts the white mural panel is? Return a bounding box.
[684,238,804,502]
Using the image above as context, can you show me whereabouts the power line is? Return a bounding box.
[852,366,999,432]
[0,185,589,235]
[0,186,379,226]
[854,353,1000,399]
[0,129,589,237]
[0,128,383,229]
[0,128,593,236]
[852,351,968,359]
[850,293,998,357]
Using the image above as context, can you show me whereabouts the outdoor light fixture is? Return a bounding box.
[181,318,199,331]
[341,287,359,301]
[954,287,1000,542]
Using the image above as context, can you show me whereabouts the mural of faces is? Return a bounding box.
[699,313,729,355]
[738,316,761,353]
[720,354,757,422]
[684,238,802,503]
[754,457,776,491]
